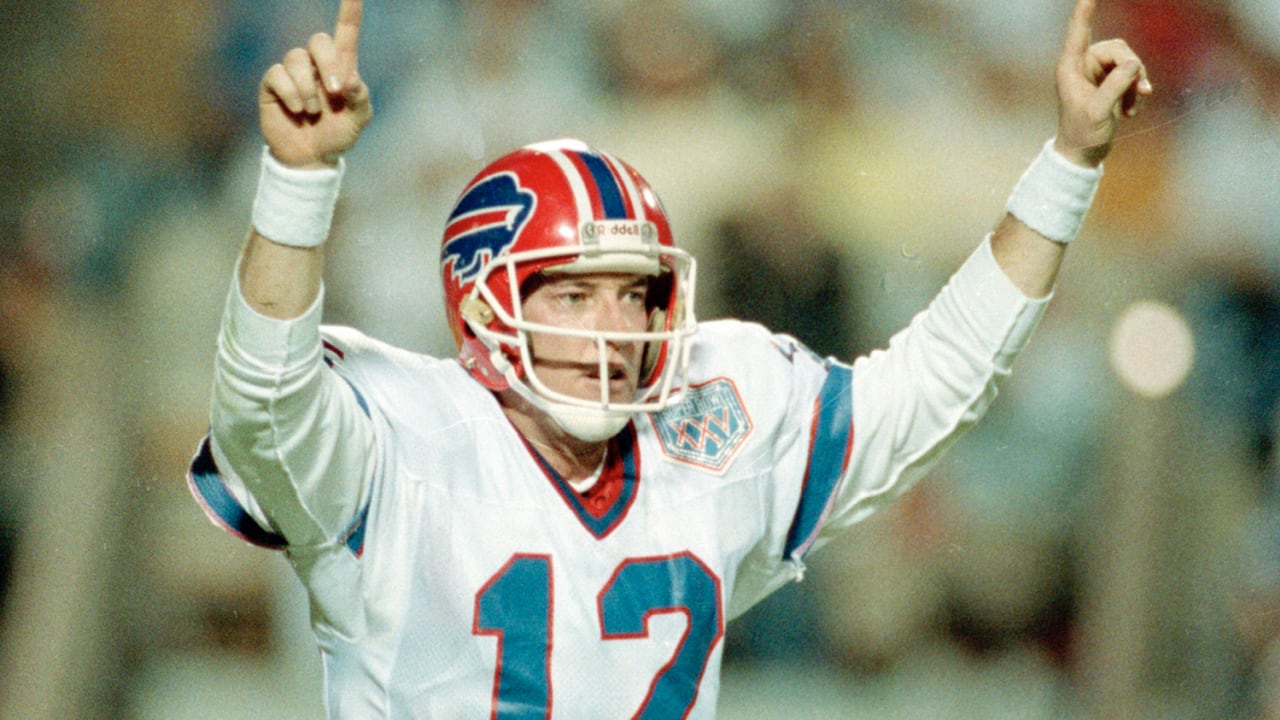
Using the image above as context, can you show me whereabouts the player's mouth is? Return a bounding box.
[585,364,634,396]
[528,352,639,402]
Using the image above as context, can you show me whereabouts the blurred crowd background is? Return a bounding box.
[2,0,1279,717]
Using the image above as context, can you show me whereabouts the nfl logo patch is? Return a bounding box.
[650,378,753,472]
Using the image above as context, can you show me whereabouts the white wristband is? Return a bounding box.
[251,146,345,248]
[1006,138,1102,244]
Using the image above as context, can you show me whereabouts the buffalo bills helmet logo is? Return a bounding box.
[441,172,535,283]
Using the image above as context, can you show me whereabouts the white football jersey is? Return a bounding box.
[190,237,1047,718]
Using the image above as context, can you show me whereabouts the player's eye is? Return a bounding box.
[555,290,588,306]
[622,282,649,305]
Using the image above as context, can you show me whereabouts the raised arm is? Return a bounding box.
[240,0,373,319]
[812,0,1154,554]
[990,0,1152,298]
[200,0,378,554]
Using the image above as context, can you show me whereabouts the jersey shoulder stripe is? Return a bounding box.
[784,362,855,560]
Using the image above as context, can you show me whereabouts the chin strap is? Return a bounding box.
[547,403,632,443]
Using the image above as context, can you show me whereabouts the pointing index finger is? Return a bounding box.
[333,0,363,84]
[1062,0,1095,60]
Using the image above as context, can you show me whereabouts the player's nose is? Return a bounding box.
[591,296,642,332]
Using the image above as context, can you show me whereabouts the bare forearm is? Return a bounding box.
[989,213,1066,300]
[238,230,324,319]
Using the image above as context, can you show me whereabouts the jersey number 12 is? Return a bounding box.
[474,551,723,718]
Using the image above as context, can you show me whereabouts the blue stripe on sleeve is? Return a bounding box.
[341,375,371,417]
[190,431,372,557]
[343,502,370,557]
[188,436,287,550]
[784,363,854,559]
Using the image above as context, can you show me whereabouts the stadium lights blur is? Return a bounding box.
[1108,299,1195,399]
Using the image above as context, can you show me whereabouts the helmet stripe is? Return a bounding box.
[599,149,648,223]
[573,151,630,220]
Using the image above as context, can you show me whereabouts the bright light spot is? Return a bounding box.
[1108,300,1195,399]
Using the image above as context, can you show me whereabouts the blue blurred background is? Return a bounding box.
[2,1,1279,717]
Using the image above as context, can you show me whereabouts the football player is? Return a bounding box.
[189,0,1150,716]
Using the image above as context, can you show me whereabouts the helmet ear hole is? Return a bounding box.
[460,296,496,327]
[646,272,673,314]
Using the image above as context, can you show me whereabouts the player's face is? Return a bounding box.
[521,272,650,404]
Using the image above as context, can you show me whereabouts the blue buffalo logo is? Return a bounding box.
[441,172,535,283]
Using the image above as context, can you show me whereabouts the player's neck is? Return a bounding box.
[499,395,607,482]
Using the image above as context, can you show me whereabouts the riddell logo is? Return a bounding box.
[651,378,753,473]
[441,172,535,283]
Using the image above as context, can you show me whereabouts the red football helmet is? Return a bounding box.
[440,139,697,441]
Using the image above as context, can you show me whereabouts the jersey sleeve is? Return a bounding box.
[803,234,1050,555]
[722,232,1051,611]
[189,273,377,551]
